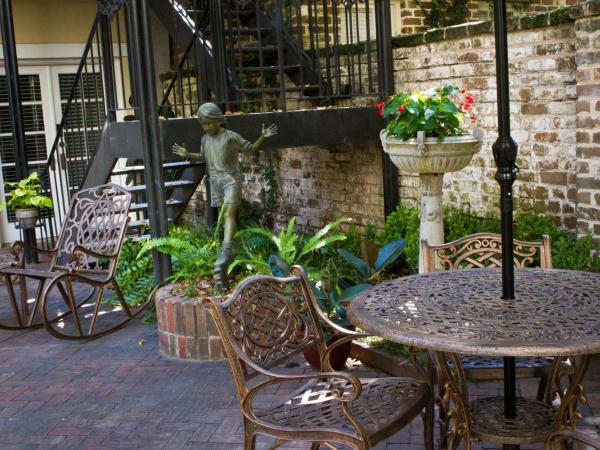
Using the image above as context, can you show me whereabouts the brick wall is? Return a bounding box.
[182,3,600,240]
[393,8,580,230]
[573,0,600,236]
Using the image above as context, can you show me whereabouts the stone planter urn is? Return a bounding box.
[380,130,482,272]
[14,207,39,229]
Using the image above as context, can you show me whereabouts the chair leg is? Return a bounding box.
[537,373,549,402]
[5,274,23,327]
[423,396,435,450]
[244,432,256,450]
[111,278,132,318]
[64,278,84,337]
[27,279,45,327]
[87,286,105,336]
[310,444,320,450]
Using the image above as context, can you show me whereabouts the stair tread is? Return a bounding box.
[128,218,173,228]
[126,180,196,193]
[231,46,278,52]
[112,161,203,176]
[234,64,301,72]
[240,86,319,94]
[130,199,184,212]
[225,27,271,35]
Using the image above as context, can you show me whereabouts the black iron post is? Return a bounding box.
[208,0,228,110]
[99,14,117,121]
[0,0,37,262]
[492,0,518,424]
[129,0,172,281]
[375,0,399,217]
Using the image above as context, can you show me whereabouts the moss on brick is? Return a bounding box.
[392,33,425,47]
[424,29,445,43]
[520,13,548,29]
[444,24,469,40]
[506,16,520,32]
[467,21,493,35]
[549,7,573,26]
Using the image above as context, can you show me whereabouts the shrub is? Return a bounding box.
[380,205,600,273]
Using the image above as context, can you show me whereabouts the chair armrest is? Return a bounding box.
[11,241,57,265]
[547,430,600,449]
[70,245,119,272]
[242,371,367,441]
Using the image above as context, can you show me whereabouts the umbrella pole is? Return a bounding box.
[491,0,518,427]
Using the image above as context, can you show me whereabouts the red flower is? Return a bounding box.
[465,95,475,104]
[377,101,385,118]
[399,105,407,112]
[460,88,466,94]
[470,114,477,122]
[463,103,472,111]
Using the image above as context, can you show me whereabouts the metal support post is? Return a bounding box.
[0,0,37,262]
[129,0,172,281]
[492,0,519,435]
[208,0,228,110]
[375,0,399,217]
[99,14,117,121]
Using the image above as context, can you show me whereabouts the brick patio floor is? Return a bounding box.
[0,299,598,448]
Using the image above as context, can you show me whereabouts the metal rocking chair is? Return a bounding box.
[0,183,146,339]
[203,266,434,450]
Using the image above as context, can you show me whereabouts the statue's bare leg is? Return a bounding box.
[214,201,238,292]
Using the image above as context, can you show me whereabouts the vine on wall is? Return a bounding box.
[418,0,470,28]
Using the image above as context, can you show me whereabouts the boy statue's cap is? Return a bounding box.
[197,102,225,121]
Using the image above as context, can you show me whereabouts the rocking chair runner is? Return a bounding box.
[546,430,600,449]
[0,183,146,339]
[203,266,434,450]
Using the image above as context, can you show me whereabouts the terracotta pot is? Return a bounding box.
[303,334,352,371]
[15,207,39,229]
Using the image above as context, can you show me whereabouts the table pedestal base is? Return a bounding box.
[470,396,555,444]
[435,351,590,450]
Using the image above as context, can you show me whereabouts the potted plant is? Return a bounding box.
[378,86,483,271]
[0,172,53,229]
[304,239,407,371]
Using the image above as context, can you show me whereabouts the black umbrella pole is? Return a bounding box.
[492,0,518,420]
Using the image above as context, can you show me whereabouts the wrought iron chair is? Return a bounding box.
[0,184,145,339]
[203,266,434,450]
[422,232,554,398]
[547,430,600,449]
[422,233,557,447]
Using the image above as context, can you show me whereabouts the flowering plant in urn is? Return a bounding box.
[378,85,477,142]
[378,85,482,273]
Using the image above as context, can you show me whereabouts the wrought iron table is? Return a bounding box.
[348,267,600,449]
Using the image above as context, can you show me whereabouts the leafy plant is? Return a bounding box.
[379,85,477,141]
[0,172,53,211]
[380,204,600,273]
[418,0,469,29]
[338,239,407,284]
[110,240,154,309]
[230,217,350,280]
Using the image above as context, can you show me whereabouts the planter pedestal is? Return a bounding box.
[155,284,225,361]
[419,174,444,273]
[380,130,481,272]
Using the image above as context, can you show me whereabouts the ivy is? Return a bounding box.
[418,0,470,29]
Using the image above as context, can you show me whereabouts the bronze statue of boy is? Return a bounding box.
[173,102,277,290]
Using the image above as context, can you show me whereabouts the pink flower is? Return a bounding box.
[470,114,477,122]
[399,105,407,112]
[377,101,385,118]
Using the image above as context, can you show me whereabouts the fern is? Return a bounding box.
[137,237,196,260]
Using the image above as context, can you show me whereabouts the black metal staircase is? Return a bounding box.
[37,0,390,248]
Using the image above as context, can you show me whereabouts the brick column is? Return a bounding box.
[573,0,600,238]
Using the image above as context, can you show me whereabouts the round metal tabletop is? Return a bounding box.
[348,268,600,357]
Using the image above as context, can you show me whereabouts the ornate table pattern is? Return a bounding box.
[348,268,600,448]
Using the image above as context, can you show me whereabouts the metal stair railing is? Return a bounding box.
[39,5,134,248]
[158,0,382,116]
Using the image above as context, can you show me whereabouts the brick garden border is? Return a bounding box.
[155,284,225,361]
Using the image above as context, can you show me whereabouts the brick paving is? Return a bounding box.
[0,290,598,448]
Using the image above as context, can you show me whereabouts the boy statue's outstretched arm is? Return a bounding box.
[249,123,278,154]
[172,143,203,162]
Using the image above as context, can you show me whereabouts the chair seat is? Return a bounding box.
[257,377,430,443]
[462,355,553,381]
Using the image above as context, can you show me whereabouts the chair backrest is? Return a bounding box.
[421,232,552,273]
[51,184,132,274]
[203,266,328,398]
